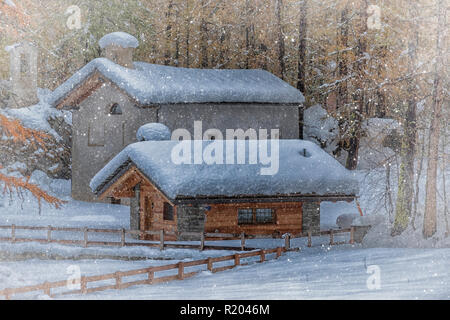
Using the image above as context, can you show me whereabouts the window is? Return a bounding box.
[238,208,253,224]
[255,208,274,224]
[110,197,121,205]
[163,202,174,221]
[109,103,123,115]
[20,53,28,75]
[238,208,275,225]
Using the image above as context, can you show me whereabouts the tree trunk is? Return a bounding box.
[245,0,255,69]
[174,3,180,67]
[164,0,174,66]
[392,0,419,235]
[185,0,190,67]
[275,0,285,79]
[200,0,208,68]
[423,0,446,238]
[297,0,308,93]
[345,1,369,170]
[337,6,349,110]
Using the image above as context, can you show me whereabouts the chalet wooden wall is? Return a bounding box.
[204,202,303,236]
[139,184,177,241]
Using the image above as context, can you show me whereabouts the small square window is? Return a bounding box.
[163,202,174,221]
[255,208,274,224]
[238,209,253,224]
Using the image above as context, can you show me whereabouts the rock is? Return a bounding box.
[336,213,360,229]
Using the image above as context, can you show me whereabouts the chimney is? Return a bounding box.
[99,32,139,69]
[5,42,39,108]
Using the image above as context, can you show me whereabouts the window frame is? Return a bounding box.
[163,202,174,221]
[109,103,123,115]
[238,207,276,225]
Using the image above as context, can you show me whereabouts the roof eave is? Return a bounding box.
[172,194,357,205]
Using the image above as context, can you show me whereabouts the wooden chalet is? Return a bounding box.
[90,138,358,241]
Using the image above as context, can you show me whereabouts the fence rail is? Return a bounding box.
[0,224,356,251]
[0,247,285,300]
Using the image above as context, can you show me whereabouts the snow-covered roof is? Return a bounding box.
[49,58,305,107]
[90,139,358,200]
[99,32,139,49]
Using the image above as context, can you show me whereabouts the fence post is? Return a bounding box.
[114,272,122,289]
[260,249,265,263]
[159,230,165,251]
[80,276,87,294]
[350,227,355,244]
[284,233,290,251]
[147,271,154,284]
[11,224,15,243]
[234,253,240,266]
[200,232,205,251]
[307,230,312,247]
[47,225,52,243]
[240,232,245,250]
[43,282,51,297]
[3,289,10,300]
[178,262,184,280]
[121,228,126,247]
[330,230,334,245]
[83,228,88,248]
[207,258,213,272]
[276,247,282,258]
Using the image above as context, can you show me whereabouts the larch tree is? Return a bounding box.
[423,0,447,238]
[0,115,65,210]
[392,0,420,236]
[0,1,64,210]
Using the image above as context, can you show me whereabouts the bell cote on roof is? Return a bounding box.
[5,42,39,108]
[98,32,139,69]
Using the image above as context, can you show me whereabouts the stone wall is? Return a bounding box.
[302,202,320,233]
[176,205,206,241]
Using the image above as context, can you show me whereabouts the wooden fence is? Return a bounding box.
[0,224,356,251]
[0,247,285,300]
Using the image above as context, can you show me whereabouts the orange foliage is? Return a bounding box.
[0,114,65,208]
[0,114,49,149]
[0,170,65,209]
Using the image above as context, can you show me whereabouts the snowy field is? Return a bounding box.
[57,246,450,299]
[1,245,449,300]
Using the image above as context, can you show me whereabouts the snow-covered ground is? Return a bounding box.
[1,245,449,300]
[58,246,448,300]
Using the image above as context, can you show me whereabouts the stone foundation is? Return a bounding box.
[176,205,206,241]
[302,202,320,233]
